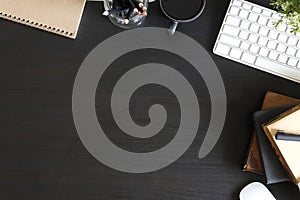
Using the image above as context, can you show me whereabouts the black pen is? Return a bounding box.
[275,131,300,142]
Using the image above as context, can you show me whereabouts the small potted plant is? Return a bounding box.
[271,0,300,34]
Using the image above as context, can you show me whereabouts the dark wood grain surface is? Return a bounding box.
[0,0,300,199]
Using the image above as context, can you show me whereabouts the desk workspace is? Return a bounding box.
[0,0,300,199]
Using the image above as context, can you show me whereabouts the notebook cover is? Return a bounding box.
[243,91,300,174]
[263,105,300,189]
[254,106,293,184]
[0,0,86,39]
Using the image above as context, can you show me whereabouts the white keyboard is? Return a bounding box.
[213,0,300,83]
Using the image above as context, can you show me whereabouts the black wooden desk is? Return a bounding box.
[0,0,300,199]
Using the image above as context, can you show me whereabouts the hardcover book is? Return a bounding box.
[253,106,293,184]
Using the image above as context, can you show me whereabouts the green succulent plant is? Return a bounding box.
[271,0,300,34]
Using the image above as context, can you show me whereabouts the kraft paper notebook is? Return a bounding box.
[263,104,300,189]
[243,91,300,174]
[0,0,86,39]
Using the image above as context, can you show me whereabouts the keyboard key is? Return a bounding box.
[223,25,240,36]
[248,13,259,22]
[257,16,268,25]
[268,30,278,39]
[278,34,288,42]
[276,43,287,52]
[287,37,298,46]
[239,30,249,39]
[241,41,250,50]
[239,10,249,19]
[229,6,240,15]
[255,57,300,77]
[259,48,269,57]
[250,45,260,54]
[252,7,262,13]
[259,27,269,36]
[267,40,277,49]
[262,9,272,17]
[242,2,252,10]
[297,41,300,48]
[272,13,281,20]
[240,21,250,29]
[278,54,288,63]
[267,19,276,28]
[232,0,242,7]
[230,48,243,59]
[241,52,256,64]
[249,24,259,32]
[215,43,231,55]
[268,51,279,60]
[277,23,287,32]
[249,34,258,43]
[286,26,293,34]
[287,57,298,67]
[219,34,241,47]
[296,50,300,59]
[226,16,240,26]
[286,47,297,56]
[257,37,268,46]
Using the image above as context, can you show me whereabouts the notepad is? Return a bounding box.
[263,104,300,189]
[0,0,86,39]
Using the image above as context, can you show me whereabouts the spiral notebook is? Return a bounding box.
[0,0,86,39]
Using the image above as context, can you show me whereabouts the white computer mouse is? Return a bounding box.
[239,182,276,200]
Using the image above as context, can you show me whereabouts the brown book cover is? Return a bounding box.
[263,104,300,189]
[243,91,300,174]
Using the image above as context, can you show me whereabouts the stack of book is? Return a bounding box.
[243,91,300,190]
